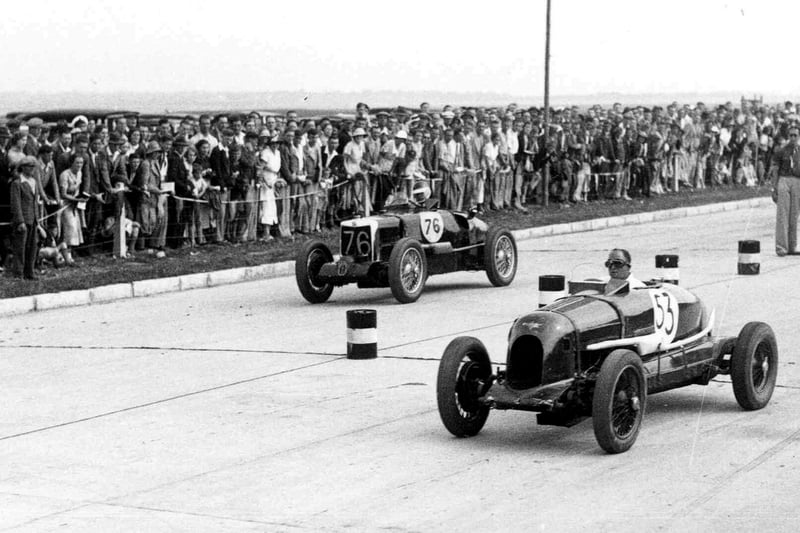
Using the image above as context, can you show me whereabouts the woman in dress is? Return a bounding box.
[258,135,281,240]
[58,154,85,265]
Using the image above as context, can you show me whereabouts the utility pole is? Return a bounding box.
[542,0,552,207]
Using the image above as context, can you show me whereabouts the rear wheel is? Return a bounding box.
[388,238,427,303]
[484,227,517,286]
[731,322,778,410]
[436,337,492,437]
[592,349,647,454]
[295,240,334,303]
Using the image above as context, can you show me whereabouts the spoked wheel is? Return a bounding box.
[484,227,517,286]
[389,238,427,303]
[295,240,334,303]
[731,321,778,410]
[592,349,647,454]
[436,336,492,437]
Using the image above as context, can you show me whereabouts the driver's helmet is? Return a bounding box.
[412,183,431,204]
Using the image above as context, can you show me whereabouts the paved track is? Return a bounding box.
[1,205,798,532]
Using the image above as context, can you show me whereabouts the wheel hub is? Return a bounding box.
[630,396,640,411]
[616,390,640,411]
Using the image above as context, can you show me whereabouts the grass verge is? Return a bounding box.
[0,185,769,299]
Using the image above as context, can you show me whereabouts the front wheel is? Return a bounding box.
[436,336,492,437]
[731,321,778,410]
[388,238,427,303]
[484,227,517,287]
[295,240,334,303]
[592,349,647,454]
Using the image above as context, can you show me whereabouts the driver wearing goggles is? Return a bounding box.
[604,248,645,295]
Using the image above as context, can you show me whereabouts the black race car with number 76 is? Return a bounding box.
[436,279,778,453]
[295,207,517,304]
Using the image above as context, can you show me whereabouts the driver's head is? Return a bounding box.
[605,248,632,280]
[412,184,431,204]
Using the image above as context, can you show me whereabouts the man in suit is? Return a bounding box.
[320,136,345,228]
[166,136,191,248]
[8,156,40,279]
[81,134,113,254]
[52,128,73,177]
[210,129,235,242]
[233,132,260,241]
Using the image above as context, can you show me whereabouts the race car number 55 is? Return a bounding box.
[420,212,444,243]
[650,289,679,343]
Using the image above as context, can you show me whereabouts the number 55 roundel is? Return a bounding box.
[419,212,444,243]
[649,288,679,344]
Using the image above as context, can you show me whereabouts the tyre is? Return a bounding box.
[436,336,492,437]
[388,238,427,303]
[295,240,334,303]
[484,227,517,287]
[731,321,778,410]
[592,349,647,454]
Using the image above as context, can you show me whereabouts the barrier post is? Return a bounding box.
[738,240,760,275]
[655,254,679,284]
[113,198,126,259]
[346,309,377,359]
[538,275,566,307]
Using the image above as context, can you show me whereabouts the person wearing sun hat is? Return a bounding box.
[133,140,168,255]
[341,127,370,216]
[257,132,282,240]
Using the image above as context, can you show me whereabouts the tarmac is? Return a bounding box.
[3,195,799,532]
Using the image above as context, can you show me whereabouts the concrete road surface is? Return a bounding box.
[1,204,798,532]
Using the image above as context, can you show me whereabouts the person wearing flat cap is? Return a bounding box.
[8,156,40,279]
[165,136,193,248]
[106,132,129,189]
[24,118,44,157]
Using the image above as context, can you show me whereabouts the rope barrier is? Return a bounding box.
[170,178,351,205]
[590,171,625,177]
[0,204,69,226]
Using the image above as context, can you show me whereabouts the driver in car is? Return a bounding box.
[604,248,645,295]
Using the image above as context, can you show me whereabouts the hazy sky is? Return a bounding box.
[2,0,799,98]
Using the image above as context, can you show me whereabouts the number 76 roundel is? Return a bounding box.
[419,212,444,243]
[649,289,679,344]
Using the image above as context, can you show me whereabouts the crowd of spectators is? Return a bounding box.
[0,97,787,279]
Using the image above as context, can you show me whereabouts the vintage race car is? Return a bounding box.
[295,208,517,304]
[436,279,778,453]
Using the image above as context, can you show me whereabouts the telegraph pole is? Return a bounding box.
[542,0,552,207]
